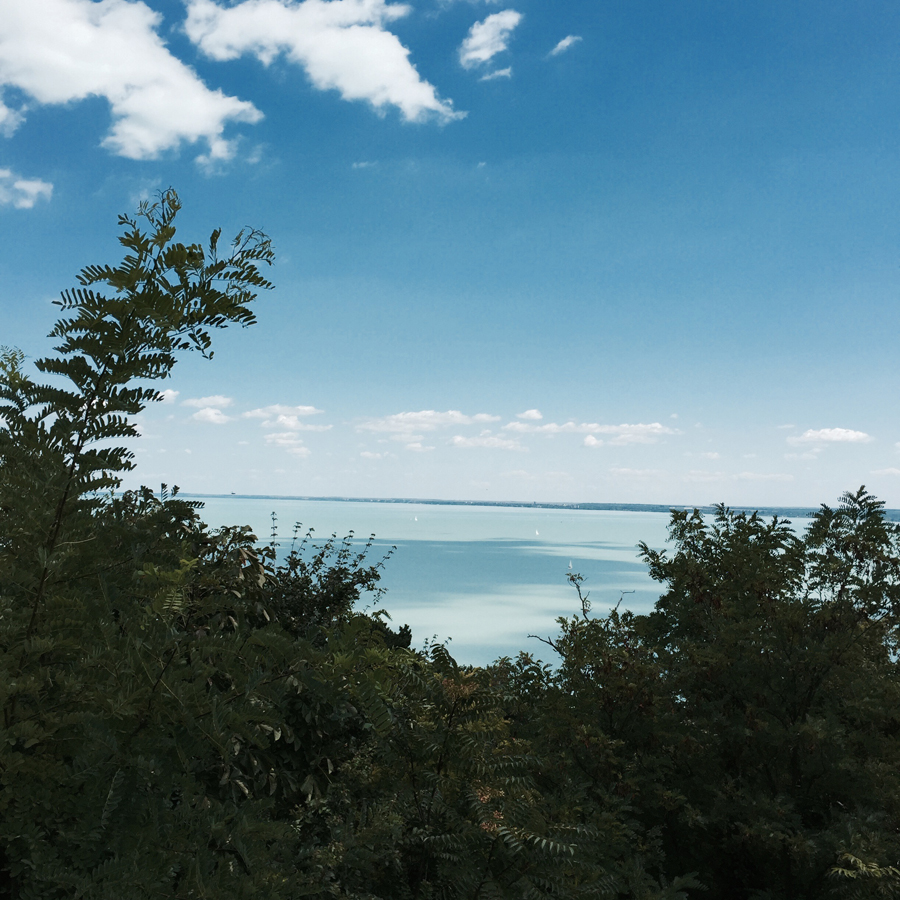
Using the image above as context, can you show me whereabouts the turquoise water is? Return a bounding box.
[193,497,675,665]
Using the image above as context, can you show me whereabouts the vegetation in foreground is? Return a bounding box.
[2,192,900,899]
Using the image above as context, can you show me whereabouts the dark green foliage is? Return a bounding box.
[518,491,900,899]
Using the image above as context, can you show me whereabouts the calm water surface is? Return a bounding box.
[194,498,679,665]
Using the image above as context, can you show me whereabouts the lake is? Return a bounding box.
[190,496,797,665]
[191,496,675,664]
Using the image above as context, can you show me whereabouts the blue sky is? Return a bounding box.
[2,0,900,506]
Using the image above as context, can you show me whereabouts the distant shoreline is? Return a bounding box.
[178,493,900,522]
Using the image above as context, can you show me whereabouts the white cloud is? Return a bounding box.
[243,403,328,430]
[548,34,581,56]
[583,435,602,448]
[359,409,500,434]
[609,467,663,477]
[360,450,385,459]
[244,403,322,417]
[700,451,720,460]
[183,394,233,408]
[186,0,462,123]
[479,66,511,81]
[0,0,261,161]
[406,441,435,452]
[192,407,231,424]
[265,431,310,456]
[508,420,676,444]
[450,434,524,450]
[788,427,873,445]
[0,95,24,136]
[872,468,900,476]
[459,10,521,69]
[516,409,542,420]
[0,169,52,208]
[156,388,179,403]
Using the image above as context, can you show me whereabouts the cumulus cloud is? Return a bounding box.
[516,409,542,420]
[459,10,521,69]
[186,0,462,123]
[873,468,900,476]
[183,394,232,408]
[548,34,581,56]
[450,434,524,450]
[360,450,385,459]
[406,441,435,452]
[156,388,179,403]
[0,0,261,161]
[243,403,329,430]
[265,431,310,456]
[0,169,52,208]
[359,409,500,435]
[509,420,676,445]
[192,407,231,424]
[788,427,873,445]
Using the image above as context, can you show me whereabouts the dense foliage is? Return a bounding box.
[2,193,900,898]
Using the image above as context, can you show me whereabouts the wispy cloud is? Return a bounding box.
[682,468,792,483]
[683,470,726,483]
[264,431,310,457]
[243,403,328,431]
[359,410,500,435]
[787,427,873,444]
[0,0,261,162]
[0,169,52,208]
[872,468,900,476]
[183,395,232,408]
[186,0,462,123]
[450,434,524,450]
[610,467,664,477]
[459,10,521,70]
[508,420,677,445]
[479,67,511,81]
[548,34,581,56]
[734,471,793,482]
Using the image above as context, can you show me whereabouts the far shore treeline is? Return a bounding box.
[3,192,900,899]
[179,492,900,523]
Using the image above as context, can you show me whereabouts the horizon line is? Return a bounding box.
[172,493,899,519]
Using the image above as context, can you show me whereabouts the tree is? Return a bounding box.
[528,491,900,899]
